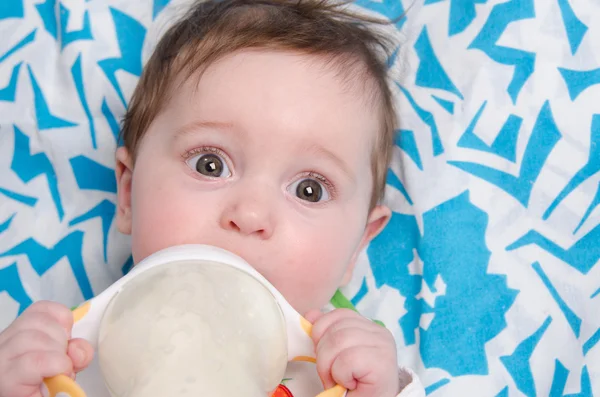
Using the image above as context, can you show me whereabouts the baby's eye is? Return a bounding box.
[187,152,231,178]
[288,177,331,203]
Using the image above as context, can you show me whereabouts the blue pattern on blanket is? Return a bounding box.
[0,0,598,395]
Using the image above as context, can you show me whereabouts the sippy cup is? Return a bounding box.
[41,245,347,397]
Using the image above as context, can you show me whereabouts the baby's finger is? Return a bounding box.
[330,348,363,391]
[9,350,73,385]
[315,327,377,389]
[2,330,63,360]
[331,347,394,397]
[310,309,363,345]
[0,305,64,344]
[22,301,74,338]
[10,313,70,349]
[316,352,336,390]
[316,325,377,359]
[67,338,94,372]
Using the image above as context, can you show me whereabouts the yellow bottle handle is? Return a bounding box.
[314,384,347,397]
[42,374,86,397]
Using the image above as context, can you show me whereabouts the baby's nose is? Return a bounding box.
[220,200,274,239]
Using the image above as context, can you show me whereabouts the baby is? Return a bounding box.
[0,0,424,396]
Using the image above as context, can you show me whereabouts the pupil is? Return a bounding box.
[297,179,322,202]
[196,154,223,176]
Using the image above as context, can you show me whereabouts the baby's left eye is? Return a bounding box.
[287,177,331,203]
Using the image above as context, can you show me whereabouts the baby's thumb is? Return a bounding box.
[67,338,94,373]
[303,309,324,325]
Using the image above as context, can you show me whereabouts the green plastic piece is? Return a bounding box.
[330,289,386,328]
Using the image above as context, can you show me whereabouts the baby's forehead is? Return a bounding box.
[312,52,383,108]
[172,49,383,114]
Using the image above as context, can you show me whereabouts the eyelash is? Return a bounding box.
[183,146,231,163]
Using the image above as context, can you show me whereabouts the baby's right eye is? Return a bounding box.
[186,150,232,178]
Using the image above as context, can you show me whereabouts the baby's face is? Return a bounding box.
[115,50,390,314]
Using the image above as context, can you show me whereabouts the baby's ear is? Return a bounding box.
[115,147,134,235]
[341,205,391,285]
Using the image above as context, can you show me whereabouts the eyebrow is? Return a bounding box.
[302,142,355,182]
[173,120,240,140]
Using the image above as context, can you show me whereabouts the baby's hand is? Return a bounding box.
[0,301,94,397]
[306,309,400,397]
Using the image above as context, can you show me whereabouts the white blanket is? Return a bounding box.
[0,0,598,395]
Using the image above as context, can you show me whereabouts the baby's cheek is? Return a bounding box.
[130,183,199,260]
[130,206,179,262]
[284,259,348,312]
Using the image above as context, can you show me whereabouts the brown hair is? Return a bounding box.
[121,0,396,209]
